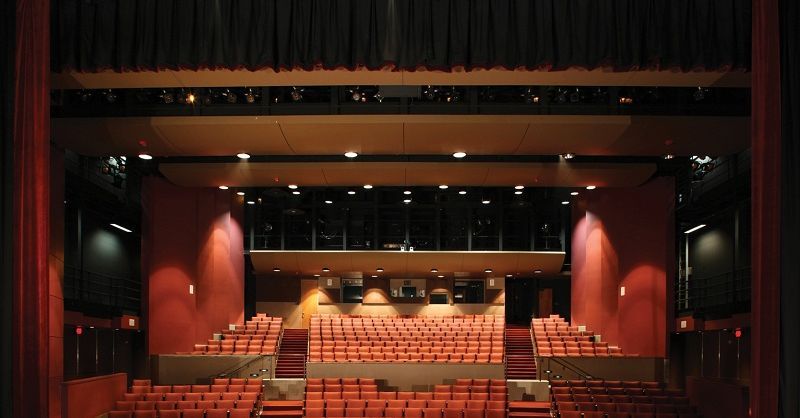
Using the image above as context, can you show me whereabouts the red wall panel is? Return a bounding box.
[143,178,244,354]
[62,373,127,418]
[571,177,674,357]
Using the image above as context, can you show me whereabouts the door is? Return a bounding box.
[299,279,319,328]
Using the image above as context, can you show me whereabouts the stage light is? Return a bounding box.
[506,274,512,278]
[160,90,174,104]
[322,267,330,272]
[663,153,675,160]
[237,153,251,159]
[586,185,596,190]
[104,89,118,103]
[376,268,384,272]
[439,185,448,189]
[138,153,153,160]
[348,190,356,195]
[290,87,303,102]
[484,268,492,273]
[618,95,633,105]
[692,87,707,102]
[237,191,245,196]
[514,185,525,190]
[351,87,363,102]
[569,88,581,103]
[481,199,491,204]
[223,89,237,104]
[404,190,412,195]
[458,190,467,195]
[561,201,569,205]
[523,87,539,104]
[219,185,229,190]
[247,201,255,205]
[403,199,411,204]
[288,184,298,189]
[684,224,706,234]
[344,151,358,158]
[571,191,579,196]
[363,184,373,189]
[292,191,300,195]
[562,153,575,160]
[452,152,467,158]
[78,90,92,102]
[273,267,281,272]
[324,200,333,204]
[374,91,384,103]
[554,88,568,104]
[186,92,196,104]
[110,223,132,233]
[245,88,256,104]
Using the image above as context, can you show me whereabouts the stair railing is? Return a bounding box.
[206,354,273,381]
[539,356,598,381]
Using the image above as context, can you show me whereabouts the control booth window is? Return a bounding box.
[429,293,449,304]
[454,280,485,304]
[341,279,363,303]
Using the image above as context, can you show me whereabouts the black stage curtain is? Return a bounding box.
[780,0,800,416]
[52,0,751,73]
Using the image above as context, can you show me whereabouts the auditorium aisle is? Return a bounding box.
[507,401,552,418]
[274,329,308,379]
[261,400,303,418]
[505,325,537,379]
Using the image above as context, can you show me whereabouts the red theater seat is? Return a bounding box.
[109,412,133,418]
[206,410,229,418]
[485,410,506,418]
[404,408,424,418]
[385,408,404,418]
[181,410,205,418]
[423,408,443,418]
[133,412,156,418]
[159,411,180,418]
[230,410,252,418]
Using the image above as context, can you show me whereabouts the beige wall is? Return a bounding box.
[307,362,504,391]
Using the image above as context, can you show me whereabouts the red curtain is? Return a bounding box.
[12,0,50,416]
[751,0,782,416]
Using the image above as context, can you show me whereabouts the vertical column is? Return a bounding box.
[12,0,50,416]
[49,149,65,417]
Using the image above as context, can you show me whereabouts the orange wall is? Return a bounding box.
[143,178,244,354]
[571,177,674,357]
[62,373,127,418]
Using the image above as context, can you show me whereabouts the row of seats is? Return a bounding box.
[307,400,506,410]
[123,393,261,402]
[553,395,690,405]
[308,384,506,394]
[556,402,695,413]
[109,410,251,418]
[305,407,506,418]
[532,316,626,358]
[312,314,504,322]
[181,314,282,355]
[114,400,256,411]
[550,380,666,389]
[129,385,262,394]
[552,388,683,397]
[310,353,504,363]
[557,413,698,418]
[306,392,506,401]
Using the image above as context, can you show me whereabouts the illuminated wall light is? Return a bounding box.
[218,185,229,190]
[514,191,523,195]
[376,268,384,272]
[344,151,359,158]
[324,200,333,204]
[570,191,579,196]
[288,184,298,189]
[246,201,255,205]
[403,199,412,204]
[452,152,467,158]
[484,268,492,273]
[561,201,570,205]
[458,190,467,195]
[322,267,330,272]
[236,191,245,196]
[439,185,448,189]
[481,199,491,204]
[534,269,543,274]
[586,185,597,190]
[403,190,412,195]
[363,184,373,189]
[138,153,153,160]
[561,153,576,160]
[348,191,356,195]
[292,191,300,195]
[437,275,444,278]
[663,154,675,160]
[371,275,378,278]
[514,185,524,190]
[237,153,251,159]
[273,267,281,272]
[431,268,438,273]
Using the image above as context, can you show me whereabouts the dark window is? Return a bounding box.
[454,280,485,304]
[429,293,449,304]
[341,279,363,303]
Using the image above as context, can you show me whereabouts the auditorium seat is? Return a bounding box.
[206,410,229,418]
[181,410,204,418]
[132,412,156,418]
[404,408,423,418]
[158,411,180,418]
[230,410,252,418]
[109,412,132,418]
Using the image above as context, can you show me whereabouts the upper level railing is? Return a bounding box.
[675,267,751,317]
[64,265,141,316]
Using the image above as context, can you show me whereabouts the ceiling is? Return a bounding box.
[159,161,656,188]
[249,250,567,277]
[52,114,749,158]
[52,67,750,89]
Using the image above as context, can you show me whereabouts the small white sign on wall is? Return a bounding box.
[489,279,495,287]
[128,318,136,327]
[680,320,688,329]
[189,284,194,295]
[327,278,333,286]
[620,286,626,296]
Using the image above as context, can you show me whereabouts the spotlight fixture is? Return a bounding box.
[403,190,412,195]
[431,268,438,273]
[324,200,333,204]
[219,185,229,190]
[237,153,251,159]
[403,199,412,204]
[376,268,384,272]
[684,224,707,234]
[292,191,300,195]
[223,89,238,104]
[288,184,298,189]
[246,201,255,205]
[344,151,358,158]
[514,191,523,195]
[350,86,363,102]
[570,191,579,196]
[554,88,568,104]
[692,87,707,102]
[104,89,118,103]
[561,201,569,205]
[138,153,153,160]
[348,190,356,195]
[481,199,491,204]
[514,185,524,190]
[322,267,330,272]
[484,268,493,273]
[618,95,633,105]
[374,91,384,103]
[290,87,303,102]
[568,88,582,103]
[452,152,467,159]
[562,153,576,160]
[186,92,196,104]
[237,191,245,196]
[160,90,174,104]
[273,267,281,272]
[523,87,540,104]
[244,88,257,104]
[78,90,93,102]
[363,184,373,189]
[586,185,597,190]
[506,274,513,278]
[458,190,467,195]
[439,185,448,189]
[663,154,675,160]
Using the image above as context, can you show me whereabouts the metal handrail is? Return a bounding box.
[675,267,750,314]
[541,356,597,380]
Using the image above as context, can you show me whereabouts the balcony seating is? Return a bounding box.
[180,313,282,356]
[107,380,262,417]
[309,315,504,364]
[550,379,698,418]
[532,315,627,357]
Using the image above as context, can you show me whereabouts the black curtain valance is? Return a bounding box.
[52,0,751,73]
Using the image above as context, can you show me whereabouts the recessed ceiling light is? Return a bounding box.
[459,190,467,195]
[570,191,579,196]
[403,199,412,204]
[431,268,438,273]
[363,184,373,189]
[404,190,412,195]
[344,151,359,158]
[273,267,280,272]
[110,223,132,233]
[562,153,576,160]
[288,184,298,189]
[376,268,384,272]
[348,190,356,195]
[482,199,491,204]
[439,185,448,189]
[663,154,675,160]
[236,191,245,196]
[138,153,153,160]
[246,200,255,205]
[371,275,378,278]
[322,267,330,272]
[314,274,320,277]
[514,191,523,195]
[561,201,570,205]
[218,185,229,190]
[534,269,543,274]
[437,275,444,278]
[506,274,512,278]
[292,191,300,195]
[237,153,251,159]
[484,268,493,273]
[586,185,597,190]
[452,152,467,158]
[514,185,524,190]
[324,200,333,204]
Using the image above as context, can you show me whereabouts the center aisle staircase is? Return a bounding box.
[508,401,552,418]
[274,328,308,379]
[505,324,538,380]
[261,400,303,418]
